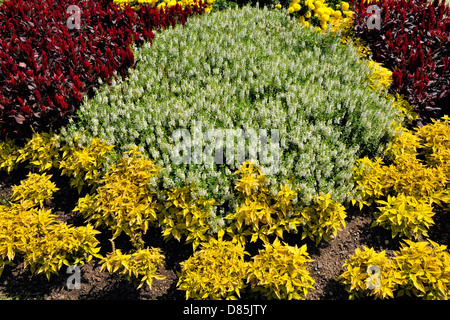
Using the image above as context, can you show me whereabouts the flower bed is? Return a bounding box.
[0,0,449,301]
[59,5,401,207]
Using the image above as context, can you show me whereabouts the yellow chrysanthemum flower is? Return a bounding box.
[321,14,330,22]
[333,10,342,18]
[316,7,325,15]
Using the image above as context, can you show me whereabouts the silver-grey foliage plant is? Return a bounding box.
[59,5,401,213]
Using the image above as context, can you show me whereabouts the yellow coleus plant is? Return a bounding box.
[366,60,392,92]
[300,192,347,244]
[388,93,418,124]
[373,193,435,239]
[339,241,450,300]
[59,136,115,193]
[0,200,101,279]
[160,185,218,250]
[245,238,315,300]
[227,160,346,245]
[11,173,59,208]
[388,156,448,205]
[415,115,450,176]
[74,147,160,249]
[226,160,302,245]
[336,246,402,300]
[352,115,450,210]
[351,156,390,209]
[177,232,249,300]
[394,240,450,300]
[352,117,450,240]
[0,139,20,173]
[100,248,166,289]
[24,222,101,279]
[16,130,60,172]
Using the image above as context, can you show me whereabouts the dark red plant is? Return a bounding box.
[0,0,206,142]
[349,0,450,125]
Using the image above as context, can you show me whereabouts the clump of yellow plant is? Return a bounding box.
[338,240,450,300]
[16,130,60,172]
[0,200,101,279]
[336,246,402,300]
[11,173,59,208]
[226,160,346,245]
[74,147,161,249]
[245,238,315,300]
[225,160,302,244]
[113,0,214,13]
[287,0,354,32]
[59,136,114,193]
[0,139,20,173]
[394,240,450,300]
[100,248,166,289]
[300,192,347,244]
[160,185,219,250]
[373,194,435,239]
[352,116,450,239]
[177,232,249,300]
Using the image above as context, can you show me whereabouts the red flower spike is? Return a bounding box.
[0,0,206,140]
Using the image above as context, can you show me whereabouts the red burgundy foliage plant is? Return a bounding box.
[0,0,206,141]
[349,0,450,125]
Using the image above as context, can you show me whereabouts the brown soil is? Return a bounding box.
[0,165,449,300]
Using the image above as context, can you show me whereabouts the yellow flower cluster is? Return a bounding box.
[337,246,400,299]
[287,0,354,32]
[113,0,214,13]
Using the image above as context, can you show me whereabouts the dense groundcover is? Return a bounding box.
[60,5,401,206]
